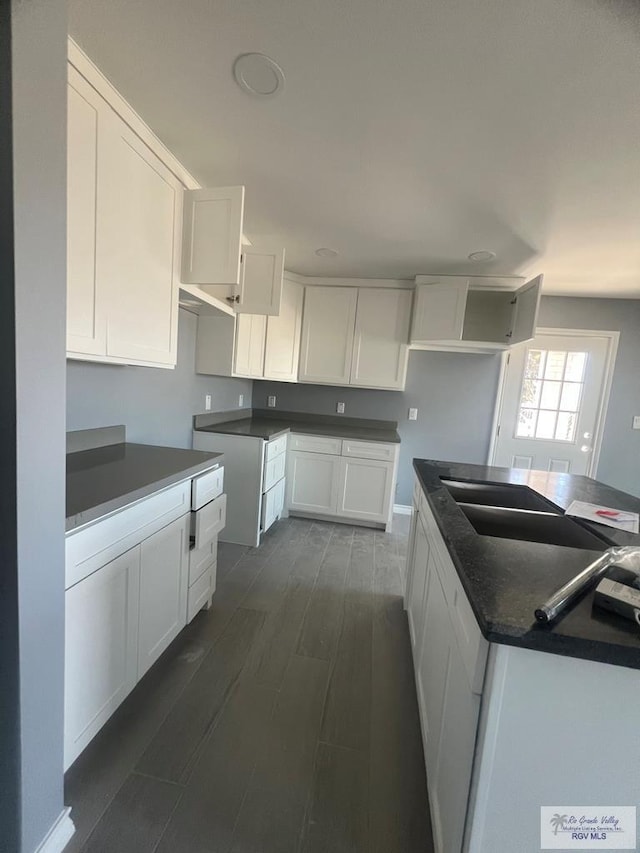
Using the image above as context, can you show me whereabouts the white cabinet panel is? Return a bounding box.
[509,275,542,344]
[67,68,106,356]
[187,566,213,623]
[265,433,288,462]
[234,313,266,377]
[189,534,217,585]
[411,278,469,344]
[299,286,358,385]
[138,514,189,678]
[262,477,286,532]
[288,434,342,455]
[341,439,397,462]
[263,451,286,493]
[350,288,412,389]
[407,514,430,654]
[181,186,245,285]
[263,277,303,382]
[64,546,140,769]
[101,116,181,366]
[192,493,227,549]
[336,457,394,523]
[237,245,285,315]
[191,466,224,510]
[287,451,340,514]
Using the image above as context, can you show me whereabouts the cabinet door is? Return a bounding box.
[138,514,189,679]
[298,286,357,385]
[100,114,182,366]
[350,288,412,389]
[404,500,419,607]
[237,245,285,315]
[287,451,340,514]
[263,278,303,382]
[234,313,267,377]
[410,278,469,343]
[64,546,140,769]
[181,186,245,285]
[407,514,430,654]
[336,457,394,523]
[509,274,543,345]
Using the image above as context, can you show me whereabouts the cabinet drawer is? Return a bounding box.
[66,482,191,589]
[341,439,396,462]
[262,477,286,532]
[289,433,342,455]
[187,565,214,623]
[265,433,287,462]
[189,534,217,585]
[263,451,286,493]
[192,465,224,511]
[192,493,227,549]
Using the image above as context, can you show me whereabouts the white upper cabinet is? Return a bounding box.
[181,186,245,286]
[350,288,412,389]
[67,68,106,356]
[298,286,358,385]
[263,277,303,382]
[234,313,267,378]
[410,275,543,351]
[237,245,285,315]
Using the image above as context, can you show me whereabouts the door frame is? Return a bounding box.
[487,328,620,478]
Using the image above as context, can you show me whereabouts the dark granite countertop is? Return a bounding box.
[414,459,640,670]
[66,443,223,532]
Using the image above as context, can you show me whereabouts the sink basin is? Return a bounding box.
[441,478,561,513]
[459,503,611,551]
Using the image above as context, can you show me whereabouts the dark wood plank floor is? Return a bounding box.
[65,515,434,853]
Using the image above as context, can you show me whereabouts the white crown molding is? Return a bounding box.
[34,807,75,853]
[283,271,412,289]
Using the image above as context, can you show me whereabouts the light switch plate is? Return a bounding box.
[336,402,345,414]
[205,394,212,411]
[238,394,244,407]
[408,408,418,421]
[267,395,277,408]
[633,415,640,430]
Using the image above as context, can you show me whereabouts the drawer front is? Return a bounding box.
[341,439,397,462]
[289,433,342,455]
[261,478,286,532]
[192,465,224,511]
[189,534,217,586]
[187,565,213,623]
[193,493,227,549]
[265,433,288,462]
[263,451,286,493]
[66,482,191,589]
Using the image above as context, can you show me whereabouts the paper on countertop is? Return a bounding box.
[566,500,639,534]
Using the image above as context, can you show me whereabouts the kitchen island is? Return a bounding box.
[406,460,640,853]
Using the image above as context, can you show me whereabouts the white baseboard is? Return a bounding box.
[393,504,412,516]
[34,807,75,853]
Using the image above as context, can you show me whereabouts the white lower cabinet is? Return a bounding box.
[64,546,141,769]
[337,457,394,523]
[138,514,189,679]
[407,513,430,651]
[287,450,341,514]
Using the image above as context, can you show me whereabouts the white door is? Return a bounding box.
[493,331,617,475]
[336,457,394,523]
[64,546,140,769]
[237,245,285,315]
[67,69,107,356]
[181,186,245,285]
[298,286,358,385]
[263,278,303,382]
[100,111,182,366]
[350,288,412,389]
[287,451,340,514]
[234,313,266,377]
[138,515,189,678]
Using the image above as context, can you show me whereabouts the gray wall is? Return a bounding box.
[12,0,68,849]
[255,295,640,504]
[67,308,252,448]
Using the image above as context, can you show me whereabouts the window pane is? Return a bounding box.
[544,351,566,380]
[535,410,557,439]
[520,379,541,408]
[555,411,577,442]
[560,382,581,412]
[540,380,561,409]
[524,349,545,379]
[564,351,587,382]
[516,408,537,437]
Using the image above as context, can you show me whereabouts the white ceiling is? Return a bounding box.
[69,0,640,297]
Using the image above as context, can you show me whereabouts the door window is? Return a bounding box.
[516,349,587,442]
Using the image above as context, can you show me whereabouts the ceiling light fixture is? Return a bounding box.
[315,247,339,258]
[468,250,496,262]
[233,53,285,97]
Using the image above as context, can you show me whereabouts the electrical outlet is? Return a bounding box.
[205,394,212,411]
[238,394,244,407]
[268,395,277,408]
[336,402,345,414]
[408,408,418,421]
[633,415,640,430]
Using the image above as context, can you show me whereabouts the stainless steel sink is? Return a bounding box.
[459,503,611,551]
[441,478,561,513]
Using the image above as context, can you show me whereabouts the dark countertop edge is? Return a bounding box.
[412,459,640,672]
[65,454,223,534]
[194,419,401,443]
